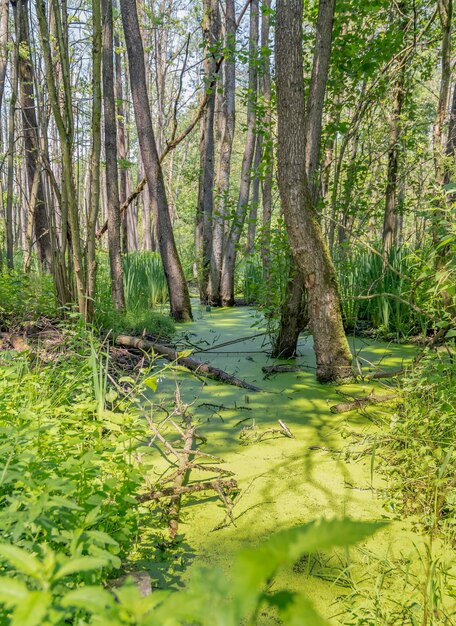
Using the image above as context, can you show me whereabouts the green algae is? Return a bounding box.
[140,303,456,623]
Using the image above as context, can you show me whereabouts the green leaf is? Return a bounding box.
[232,519,385,619]
[0,545,41,578]
[0,577,29,607]
[54,556,110,580]
[142,376,158,392]
[61,586,115,613]
[11,591,51,626]
[263,591,329,626]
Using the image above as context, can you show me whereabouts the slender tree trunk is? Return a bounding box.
[36,0,87,314]
[432,0,453,246]
[195,0,219,302]
[260,0,273,299]
[0,0,8,122]
[208,0,236,306]
[120,0,192,321]
[274,0,336,358]
[6,21,19,270]
[246,133,262,254]
[276,0,352,382]
[86,0,103,320]
[220,0,259,306]
[382,6,407,256]
[16,0,52,270]
[102,0,125,310]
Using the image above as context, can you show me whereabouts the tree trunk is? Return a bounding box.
[274,0,336,358]
[272,265,308,358]
[259,0,273,300]
[432,0,453,247]
[16,0,52,270]
[36,0,87,315]
[120,0,192,321]
[220,0,259,306]
[207,0,236,306]
[0,0,8,122]
[275,0,352,382]
[5,18,19,270]
[195,0,219,303]
[102,0,125,311]
[382,5,407,256]
[246,133,262,255]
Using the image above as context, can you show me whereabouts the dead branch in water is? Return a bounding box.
[330,394,397,414]
[116,334,261,391]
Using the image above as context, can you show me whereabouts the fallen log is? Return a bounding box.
[330,394,397,414]
[116,334,261,391]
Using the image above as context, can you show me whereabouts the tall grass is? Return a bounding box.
[336,245,434,337]
[95,252,174,337]
[122,251,168,310]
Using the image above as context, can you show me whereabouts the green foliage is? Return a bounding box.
[0,270,57,328]
[0,339,149,602]
[379,350,456,537]
[0,518,384,625]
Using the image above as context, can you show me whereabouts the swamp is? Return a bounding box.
[0,0,455,624]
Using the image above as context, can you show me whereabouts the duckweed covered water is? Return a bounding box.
[141,303,455,623]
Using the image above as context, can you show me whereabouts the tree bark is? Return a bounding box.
[382,5,407,256]
[120,0,192,321]
[0,0,8,123]
[195,0,219,303]
[259,0,273,300]
[274,0,336,358]
[219,0,259,306]
[207,0,236,306]
[275,0,353,382]
[102,0,125,311]
[5,13,19,270]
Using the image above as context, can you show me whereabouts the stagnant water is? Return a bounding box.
[140,303,454,622]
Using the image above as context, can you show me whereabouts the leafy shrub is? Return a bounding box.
[0,270,57,327]
[0,519,384,625]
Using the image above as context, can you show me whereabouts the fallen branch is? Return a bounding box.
[137,479,238,503]
[330,394,397,414]
[364,368,404,380]
[116,334,261,391]
[262,364,303,374]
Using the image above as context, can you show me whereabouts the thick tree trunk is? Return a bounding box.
[196,0,219,303]
[102,0,125,311]
[120,0,192,321]
[275,0,352,382]
[208,0,236,306]
[272,265,308,358]
[220,0,259,306]
[274,0,335,358]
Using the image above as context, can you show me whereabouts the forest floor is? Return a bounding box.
[129,302,456,624]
